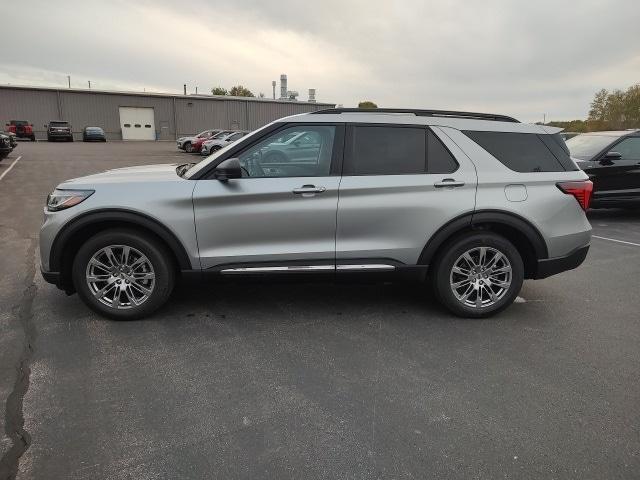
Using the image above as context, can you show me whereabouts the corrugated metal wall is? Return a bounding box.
[0,86,333,141]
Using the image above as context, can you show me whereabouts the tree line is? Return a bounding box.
[546,83,640,132]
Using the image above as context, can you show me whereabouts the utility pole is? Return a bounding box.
[183,84,187,95]
[543,113,546,124]
[195,86,198,94]
[88,80,91,89]
[272,81,276,100]
[67,75,71,88]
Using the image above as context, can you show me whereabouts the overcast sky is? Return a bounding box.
[2,0,638,122]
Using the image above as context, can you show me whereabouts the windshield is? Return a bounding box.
[50,121,69,127]
[566,134,618,160]
[184,125,270,179]
[11,120,28,126]
[86,127,103,132]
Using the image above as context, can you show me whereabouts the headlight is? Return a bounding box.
[46,189,94,212]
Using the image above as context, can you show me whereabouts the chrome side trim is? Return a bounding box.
[337,264,396,271]
[220,264,397,274]
[220,265,333,274]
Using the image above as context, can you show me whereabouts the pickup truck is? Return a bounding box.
[5,120,36,141]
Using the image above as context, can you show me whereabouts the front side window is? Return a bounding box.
[345,126,426,175]
[237,125,336,178]
[612,137,640,160]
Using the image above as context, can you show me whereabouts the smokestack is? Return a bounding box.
[308,88,316,103]
[280,74,287,100]
[272,80,276,100]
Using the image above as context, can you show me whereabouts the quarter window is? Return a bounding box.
[237,125,336,178]
[612,137,640,160]
[345,126,426,175]
[464,131,565,172]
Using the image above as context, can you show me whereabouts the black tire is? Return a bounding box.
[30,135,36,141]
[431,232,524,318]
[47,136,52,142]
[184,142,193,153]
[68,136,74,142]
[72,229,175,320]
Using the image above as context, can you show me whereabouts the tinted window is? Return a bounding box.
[237,125,336,178]
[612,137,640,160]
[345,126,426,175]
[464,131,565,172]
[539,134,577,171]
[427,130,458,173]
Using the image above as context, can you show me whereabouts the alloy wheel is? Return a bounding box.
[449,246,512,308]
[85,245,156,309]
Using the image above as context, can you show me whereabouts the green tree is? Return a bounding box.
[358,101,378,109]
[588,88,608,121]
[211,86,228,96]
[229,85,255,97]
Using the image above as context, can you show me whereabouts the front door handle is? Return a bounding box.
[434,178,465,188]
[293,185,326,196]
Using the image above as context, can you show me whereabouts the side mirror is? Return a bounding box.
[44,124,48,128]
[213,158,242,182]
[601,151,622,164]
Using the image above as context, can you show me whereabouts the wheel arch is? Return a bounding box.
[50,209,193,291]
[419,210,548,279]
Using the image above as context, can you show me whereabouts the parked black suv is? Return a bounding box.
[566,130,640,208]
[47,121,74,142]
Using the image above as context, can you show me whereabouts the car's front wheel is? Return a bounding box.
[72,229,175,320]
[431,232,524,318]
[184,142,193,153]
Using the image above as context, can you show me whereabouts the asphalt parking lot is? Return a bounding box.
[1,141,639,479]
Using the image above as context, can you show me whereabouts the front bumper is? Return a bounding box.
[535,244,589,279]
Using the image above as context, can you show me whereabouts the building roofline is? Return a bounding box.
[0,84,335,106]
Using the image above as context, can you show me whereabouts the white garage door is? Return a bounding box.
[119,107,155,140]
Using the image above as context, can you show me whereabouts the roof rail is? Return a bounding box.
[310,108,519,123]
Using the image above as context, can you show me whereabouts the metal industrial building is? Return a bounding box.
[0,85,334,141]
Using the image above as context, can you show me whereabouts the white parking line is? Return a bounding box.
[0,155,22,182]
[592,235,640,247]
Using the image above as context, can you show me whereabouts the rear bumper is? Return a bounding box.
[534,245,589,279]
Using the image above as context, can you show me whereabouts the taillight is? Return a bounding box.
[557,180,593,211]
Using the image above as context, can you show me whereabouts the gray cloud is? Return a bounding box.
[2,0,639,122]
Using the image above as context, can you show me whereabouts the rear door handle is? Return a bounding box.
[434,178,465,188]
[293,185,326,196]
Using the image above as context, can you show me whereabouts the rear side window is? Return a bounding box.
[427,130,458,173]
[464,131,567,172]
[345,126,426,175]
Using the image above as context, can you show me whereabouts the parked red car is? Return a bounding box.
[190,130,233,153]
[5,120,36,141]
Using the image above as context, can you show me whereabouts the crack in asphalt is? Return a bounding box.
[0,238,37,480]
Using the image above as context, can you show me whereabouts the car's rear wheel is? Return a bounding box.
[72,229,175,320]
[30,135,36,141]
[431,232,524,318]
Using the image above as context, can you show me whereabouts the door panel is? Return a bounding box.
[193,177,340,268]
[336,125,477,265]
[585,137,640,201]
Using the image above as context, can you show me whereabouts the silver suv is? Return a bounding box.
[40,108,593,320]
